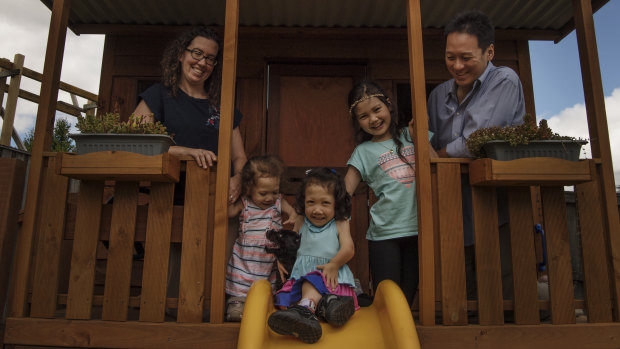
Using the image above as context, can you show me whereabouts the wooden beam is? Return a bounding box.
[4,317,239,349]
[0,158,26,322]
[210,0,239,324]
[71,23,561,41]
[8,0,71,317]
[416,323,620,349]
[0,84,84,116]
[516,40,536,118]
[572,0,620,321]
[555,0,611,43]
[0,54,24,146]
[0,57,98,102]
[406,0,435,326]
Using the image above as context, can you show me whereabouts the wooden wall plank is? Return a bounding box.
[471,186,504,325]
[66,181,104,319]
[140,182,175,322]
[436,163,467,325]
[102,182,139,321]
[575,178,613,322]
[30,157,69,318]
[236,78,265,157]
[541,186,575,324]
[178,162,211,323]
[506,187,539,324]
[0,158,26,320]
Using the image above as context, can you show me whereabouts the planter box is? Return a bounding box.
[56,151,180,182]
[469,157,593,186]
[70,133,175,156]
[482,140,588,161]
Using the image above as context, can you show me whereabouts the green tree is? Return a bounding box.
[24,118,76,153]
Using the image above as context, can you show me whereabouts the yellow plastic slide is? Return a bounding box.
[237,279,421,349]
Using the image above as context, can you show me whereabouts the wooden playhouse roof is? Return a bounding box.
[40,0,609,41]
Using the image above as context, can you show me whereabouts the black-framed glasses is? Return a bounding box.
[185,48,218,67]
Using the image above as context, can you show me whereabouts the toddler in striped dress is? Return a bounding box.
[225,155,297,321]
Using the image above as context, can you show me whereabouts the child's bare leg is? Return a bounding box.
[300,278,355,327]
[268,280,322,343]
[299,280,321,309]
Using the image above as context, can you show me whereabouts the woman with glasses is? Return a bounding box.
[134,26,247,204]
[133,27,249,320]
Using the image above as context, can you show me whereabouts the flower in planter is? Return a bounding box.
[75,113,168,135]
[466,114,586,158]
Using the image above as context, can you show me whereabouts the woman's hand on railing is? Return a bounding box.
[168,146,216,169]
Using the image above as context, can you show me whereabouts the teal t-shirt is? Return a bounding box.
[347,128,433,241]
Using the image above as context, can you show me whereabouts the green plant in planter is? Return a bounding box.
[71,113,174,155]
[466,114,582,158]
[75,113,168,135]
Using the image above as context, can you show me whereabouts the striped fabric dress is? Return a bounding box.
[225,196,282,297]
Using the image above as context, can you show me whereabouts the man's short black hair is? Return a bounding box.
[444,10,494,50]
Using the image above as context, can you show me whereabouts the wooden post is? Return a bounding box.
[0,158,27,321]
[572,0,620,321]
[0,54,25,146]
[210,0,239,323]
[516,40,536,119]
[9,0,71,317]
[406,0,435,326]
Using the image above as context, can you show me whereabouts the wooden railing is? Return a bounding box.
[428,157,617,326]
[3,152,620,348]
[0,55,98,150]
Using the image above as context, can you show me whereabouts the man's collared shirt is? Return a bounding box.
[427,61,526,158]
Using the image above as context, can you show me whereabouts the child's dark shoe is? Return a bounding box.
[267,305,322,344]
[316,294,355,326]
[225,297,245,322]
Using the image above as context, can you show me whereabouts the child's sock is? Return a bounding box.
[298,298,317,313]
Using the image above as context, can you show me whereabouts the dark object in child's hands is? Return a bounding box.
[266,229,300,289]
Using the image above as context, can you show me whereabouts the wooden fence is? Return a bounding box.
[0,54,98,150]
[2,151,620,348]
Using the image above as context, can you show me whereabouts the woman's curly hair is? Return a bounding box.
[296,168,351,220]
[160,27,222,103]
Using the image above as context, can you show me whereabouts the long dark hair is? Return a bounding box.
[348,80,411,168]
[296,168,351,220]
[160,27,222,103]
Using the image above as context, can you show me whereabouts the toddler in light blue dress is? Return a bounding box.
[268,168,358,344]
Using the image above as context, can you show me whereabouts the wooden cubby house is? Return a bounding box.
[1,0,619,348]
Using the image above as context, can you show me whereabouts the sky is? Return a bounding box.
[0,0,619,185]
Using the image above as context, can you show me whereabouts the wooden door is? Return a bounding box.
[267,63,372,293]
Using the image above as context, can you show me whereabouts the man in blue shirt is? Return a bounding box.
[428,11,525,158]
[427,10,525,300]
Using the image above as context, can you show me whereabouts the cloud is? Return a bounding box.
[544,87,620,186]
[1,0,103,145]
